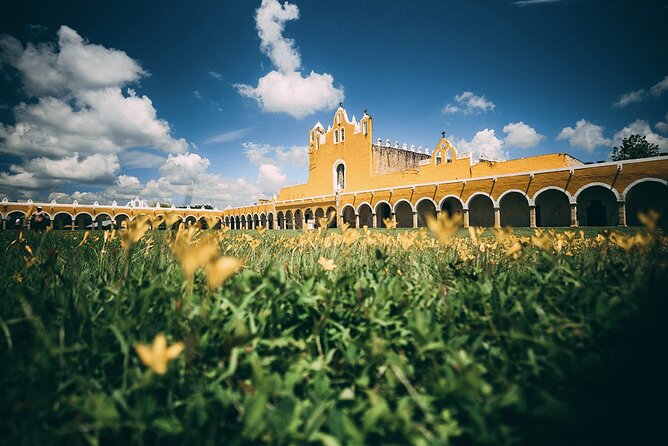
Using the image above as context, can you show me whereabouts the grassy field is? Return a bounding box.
[1,220,667,445]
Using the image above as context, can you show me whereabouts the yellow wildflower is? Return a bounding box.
[383,218,396,230]
[205,256,242,292]
[426,213,461,244]
[135,333,184,375]
[318,257,337,271]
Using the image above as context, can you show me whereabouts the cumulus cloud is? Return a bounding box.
[456,129,507,161]
[502,122,544,148]
[613,119,668,151]
[443,91,495,114]
[0,26,190,201]
[613,89,645,108]
[258,163,287,191]
[242,142,308,167]
[656,113,668,134]
[650,75,668,97]
[234,0,344,119]
[557,119,612,152]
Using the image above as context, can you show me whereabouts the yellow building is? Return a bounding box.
[2,105,667,230]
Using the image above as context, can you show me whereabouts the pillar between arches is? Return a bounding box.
[493,207,501,228]
[570,203,578,228]
[355,213,360,228]
[617,201,627,227]
[412,211,418,228]
[463,209,470,228]
[372,212,377,228]
[391,212,397,225]
[529,205,537,228]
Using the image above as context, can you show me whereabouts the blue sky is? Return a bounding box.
[0,0,666,207]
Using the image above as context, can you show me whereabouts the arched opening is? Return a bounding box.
[358,203,373,227]
[260,213,267,228]
[75,213,93,230]
[53,212,73,230]
[7,211,26,229]
[335,163,345,190]
[625,180,668,230]
[198,217,209,229]
[277,212,285,229]
[314,208,325,228]
[326,206,337,228]
[440,197,464,224]
[416,199,437,227]
[267,213,274,229]
[304,208,314,229]
[499,192,530,227]
[94,213,113,230]
[285,211,293,229]
[468,195,494,227]
[240,215,247,229]
[252,214,259,228]
[342,205,356,228]
[185,216,197,227]
[294,210,303,229]
[577,185,618,226]
[115,214,130,229]
[235,216,241,230]
[535,189,570,227]
[394,200,413,228]
[375,202,392,228]
[246,214,253,229]
[340,127,345,142]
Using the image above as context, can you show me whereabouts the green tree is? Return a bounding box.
[611,134,660,161]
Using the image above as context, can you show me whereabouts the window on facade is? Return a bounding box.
[336,164,345,190]
[334,130,339,143]
[337,114,341,124]
[340,127,345,142]
[363,121,368,135]
[436,152,442,165]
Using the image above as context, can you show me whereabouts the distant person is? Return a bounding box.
[32,206,47,230]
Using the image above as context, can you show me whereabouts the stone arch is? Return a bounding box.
[375,201,392,228]
[253,213,260,228]
[198,216,209,229]
[624,178,668,230]
[277,211,285,229]
[53,212,74,230]
[94,212,114,230]
[7,210,27,229]
[235,215,241,230]
[415,197,437,227]
[114,213,130,229]
[467,193,495,227]
[241,214,247,229]
[267,212,274,229]
[225,216,231,228]
[75,212,93,230]
[285,210,293,229]
[246,214,253,229]
[294,209,303,229]
[341,204,356,228]
[576,184,619,226]
[393,199,414,228]
[534,188,571,227]
[439,195,464,223]
[499,190,530,227]
[304,208,314,228]
[260,212,267,228]
[185,215,197,227]
[326,206,337,228]
[357,202,373,227]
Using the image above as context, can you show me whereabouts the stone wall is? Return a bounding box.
[371,144,431,175]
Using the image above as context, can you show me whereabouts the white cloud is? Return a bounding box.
[242,142,308,167]
[456,129,507,161]
[656,113,668,133]
[235,0,344,119]
[160,152,210,180]
[502,122,544,148]
[0,26,190,201]
[557,119,612,152]
[208,70,222,80]
[650,75,668,97]
[0,25,145,96]
[258,163,287,192]
[205,128,252,144]
[613,119,668,151]
[613,89,645,108]
[443,91,495,114]
[193,90,202,99]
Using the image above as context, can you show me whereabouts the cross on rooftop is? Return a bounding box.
[441,131,446,138]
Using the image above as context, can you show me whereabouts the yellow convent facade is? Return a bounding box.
[2,105,668,230]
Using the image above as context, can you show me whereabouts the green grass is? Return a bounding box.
[1,228,666,445]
